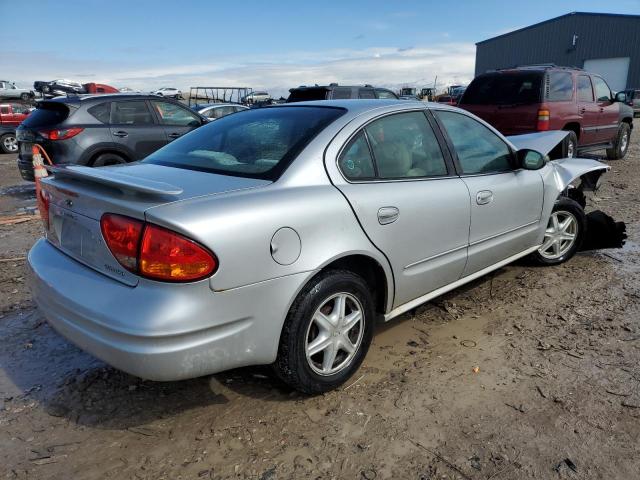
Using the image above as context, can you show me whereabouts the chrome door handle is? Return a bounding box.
[113,131,128,138]
[377,206,399,225]
[476,190,493,205]
[168,132,181,139]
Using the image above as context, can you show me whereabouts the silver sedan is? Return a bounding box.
[29,100,609,393]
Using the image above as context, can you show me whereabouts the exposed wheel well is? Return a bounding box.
[319,255,389,314]
[562,122,581,140]
[622,117,633,130]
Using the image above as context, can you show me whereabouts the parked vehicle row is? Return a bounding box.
[287,84,399,102]
[0,80,36,101]
[28,99,610,393]
[458,65,634,160]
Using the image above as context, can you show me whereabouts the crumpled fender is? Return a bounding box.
[536,157,610,245]
[506,131,569,156]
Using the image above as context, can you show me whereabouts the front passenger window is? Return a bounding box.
[152,100,201,126]
[435,111,512,174]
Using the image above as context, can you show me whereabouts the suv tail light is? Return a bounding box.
[100,213,217,282]
[38,127,84,141]
[536,109,550,131]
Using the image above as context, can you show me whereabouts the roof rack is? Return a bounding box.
[510,64,583,71]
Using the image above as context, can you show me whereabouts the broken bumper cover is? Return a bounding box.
[28,239,305,381]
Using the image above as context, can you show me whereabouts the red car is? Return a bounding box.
[458,66,634,159]
[0,103,30,153]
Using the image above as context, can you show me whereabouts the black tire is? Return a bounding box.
[564,131,578,158]
[530,197,586,266]
[606,123,631,160]
[90,152,127,167]
[0,133,17,154]
[273,270,375,394]
[20,93,30,101]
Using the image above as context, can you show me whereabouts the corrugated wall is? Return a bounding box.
[475,13,640,88]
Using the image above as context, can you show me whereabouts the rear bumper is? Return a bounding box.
[17,156,34,181]
[28,238,308,381]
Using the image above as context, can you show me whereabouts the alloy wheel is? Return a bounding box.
[621,131,629,154]
[567,140,575,158]
[3,136,17,153]
[305,292,364,376]
[538,210,578,260]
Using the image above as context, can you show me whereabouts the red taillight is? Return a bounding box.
[100,214,144,272]
[39,127,84,141]
[100,214,217,282]
[140,224,217,281]
[536,109,550,131]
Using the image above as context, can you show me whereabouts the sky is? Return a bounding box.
[1,0,639,97]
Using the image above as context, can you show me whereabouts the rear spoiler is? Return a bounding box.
[506,131,569,156]
[46,165,183,196]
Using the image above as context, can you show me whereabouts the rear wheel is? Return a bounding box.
[91,152,127,167]
[20,93,30,101]
[0,133,18,154]
[274,270,374,394]
[606,123,630,160]
[564,131,578,158]
[531,197,586,266]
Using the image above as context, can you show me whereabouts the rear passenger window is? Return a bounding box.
[331,88,352,99]
[435,111,512,174]
[111,101,153,125]
[88,102,110,123]
[577,76,593,102]
[338,132,375,180]
[547,72,574,101]
[365,112,447,179]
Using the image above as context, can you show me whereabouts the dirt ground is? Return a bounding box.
[0,135,639,480]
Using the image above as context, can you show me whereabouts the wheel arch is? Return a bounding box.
[562,121,581,140]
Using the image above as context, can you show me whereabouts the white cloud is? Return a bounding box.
[0,43,476,98]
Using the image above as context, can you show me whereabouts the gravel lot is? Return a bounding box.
[0,135,638,480]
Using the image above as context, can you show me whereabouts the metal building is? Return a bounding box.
[475,12,640,91]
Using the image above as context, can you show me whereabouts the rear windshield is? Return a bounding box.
[21,102,70,127]
[143,106,345,180]
[286,88,329,103]
[461,72,543,105]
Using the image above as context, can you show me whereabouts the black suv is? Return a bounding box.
[287,84,398,102]
[17,94,207,181]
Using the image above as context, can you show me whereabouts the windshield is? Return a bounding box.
[144,106,345,179]
[461,72,543,105]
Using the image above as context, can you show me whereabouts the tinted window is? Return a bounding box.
[577,76,593,102]
[111,101,153,125]
[359,89,375,99]
[144,106,345,179]
[592,77,611,102]
[21,103,69,127]
[88,102,110,123]
[435,111,512,174]
[331,88,352,99]
[152,100,201,126]
[375,89,398,99]
[461,72,542,105]
[547,72,573,101]
[0,106,8,114]
[286,88,328,102]
[365,111,447,178]
[338,132,375,180]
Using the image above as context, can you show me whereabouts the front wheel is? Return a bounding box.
[531,197,586,265]
[274,270,375,394]
[20,92,30,101]
[91,152,127,167]
[606,123,630,160]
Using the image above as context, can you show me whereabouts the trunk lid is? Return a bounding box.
[41,163,271,285]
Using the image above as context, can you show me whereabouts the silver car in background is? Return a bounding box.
[29,100,609,393]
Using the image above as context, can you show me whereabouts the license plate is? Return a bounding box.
[48,207,100,264]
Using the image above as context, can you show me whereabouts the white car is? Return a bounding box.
[196,103,249,121]
[243,91,271,103]
[152,88,182,99]
[0,81,34,101]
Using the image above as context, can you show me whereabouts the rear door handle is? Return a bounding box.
[377,206,399,225]
[168,132,181,139]
[476,190,493,205]
[113,131,128,138]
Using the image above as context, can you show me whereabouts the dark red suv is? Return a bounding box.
[458,66,634,160]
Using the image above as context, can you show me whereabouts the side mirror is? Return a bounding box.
[517,149,546,170]
[614,91,627,103]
